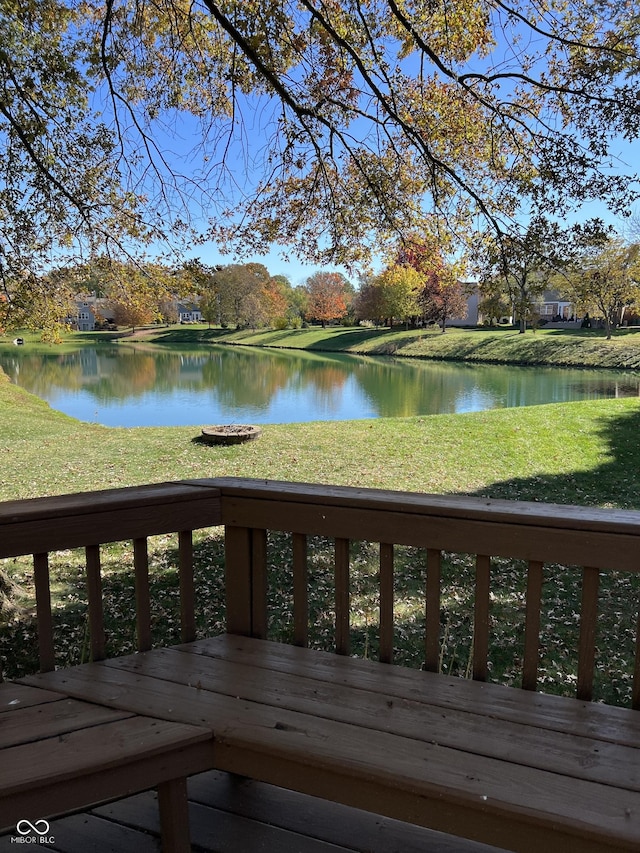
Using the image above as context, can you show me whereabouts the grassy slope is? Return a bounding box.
[1,370,639,509]
[119,324,640,369]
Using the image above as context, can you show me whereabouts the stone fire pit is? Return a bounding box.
[200,424,263,445]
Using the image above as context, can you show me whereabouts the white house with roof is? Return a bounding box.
[177,302,203,323]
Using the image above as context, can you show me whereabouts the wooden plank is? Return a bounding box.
[210,477,640,536]
[577,567,600,702]
[0,699,133,749]
[473,556,491,682]
[17,812,162,853]
[179,636,640,748]
[0,732,213,830]
[86,544,106,662]
[94,788,380,853]
[293,533,308,647]
[379,543,394,664]
[178,531,196,644]
[134,538,152,653]
[211,738,637,853]
[0,483,221,559]
[425,548,441,673]
[0,682,65,713]
[20,658,640,851]
[33,552,55,673]
[97,646,640,792]
[522,561,543,692]
[1,715,211,797]
[218,495,640,572]
[334,538,350,656]
[186,770,504,853]
[251,529,268,640]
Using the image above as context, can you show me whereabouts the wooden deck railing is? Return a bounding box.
[213,477,640,708]
[0,481,222,678]
[2,477,640,708]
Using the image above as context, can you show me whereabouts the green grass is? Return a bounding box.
[2,371,640,705]
[109,323,640,370]
[1,367,639,506]
[6,323,640,368]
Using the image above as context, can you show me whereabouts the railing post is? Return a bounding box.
[85,544,106,662]
[522,561,543,691]
[224,525,267,638]
[379,543,394,664]
[34,552,55,673]
[134,537,152,652]
[577,566,600,702]
[335,538,350,656]
[178,531,196,643]
[473,555,491,682]
[293,533,308,647]
[425,549,441,673]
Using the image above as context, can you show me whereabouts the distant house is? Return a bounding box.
[177,303,202,324]
[445,284,481,327]
[65,296,114,331]
[452,287,579,327]
[537,291,578,323]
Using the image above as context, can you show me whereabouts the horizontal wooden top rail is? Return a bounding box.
[0,481,222,558]
[190,477,640,572]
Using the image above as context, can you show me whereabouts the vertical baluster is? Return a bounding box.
[251,529,268,640]
[632,602,640,711]
[34,552,55,673]
[577,566,600,702]
[425,548,441,673]
[293,533,308,647]
[379,543,394,664]
[473,555,491,682]
[85,544,106,661]
[522,561,543,691]
[335,538,350,656]
[134,537,152,652]
[178,531,196,643]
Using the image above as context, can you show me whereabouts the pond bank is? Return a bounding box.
[126,325,640,371]
[4,325,640,370]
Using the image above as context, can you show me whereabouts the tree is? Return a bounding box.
[95,259,172,330]
[419,274,468,332]
[394,232,467,330]
[477,218,568,333]
[2,0,640,334]
[305,272,350,327]
[211,263,274,328]
[564,241,640,339]
[372,265,422,328]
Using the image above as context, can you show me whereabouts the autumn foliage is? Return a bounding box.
[304,272,350,327]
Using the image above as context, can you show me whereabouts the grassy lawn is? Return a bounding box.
[5,323,640,369]
[2,370,640,706]
[105,323,640,370]
[1,366,638,506]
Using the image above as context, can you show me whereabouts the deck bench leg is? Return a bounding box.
[157,777,191,853]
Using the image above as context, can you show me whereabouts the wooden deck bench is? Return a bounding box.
[0,678,215,850]
[3,478,640,851]
[18,634,640,853]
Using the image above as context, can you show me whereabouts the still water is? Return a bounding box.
[2,344,639,427]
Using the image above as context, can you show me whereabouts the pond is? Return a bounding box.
[1,344,639,427]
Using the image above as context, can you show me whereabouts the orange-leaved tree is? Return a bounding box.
[304,272,351,327]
